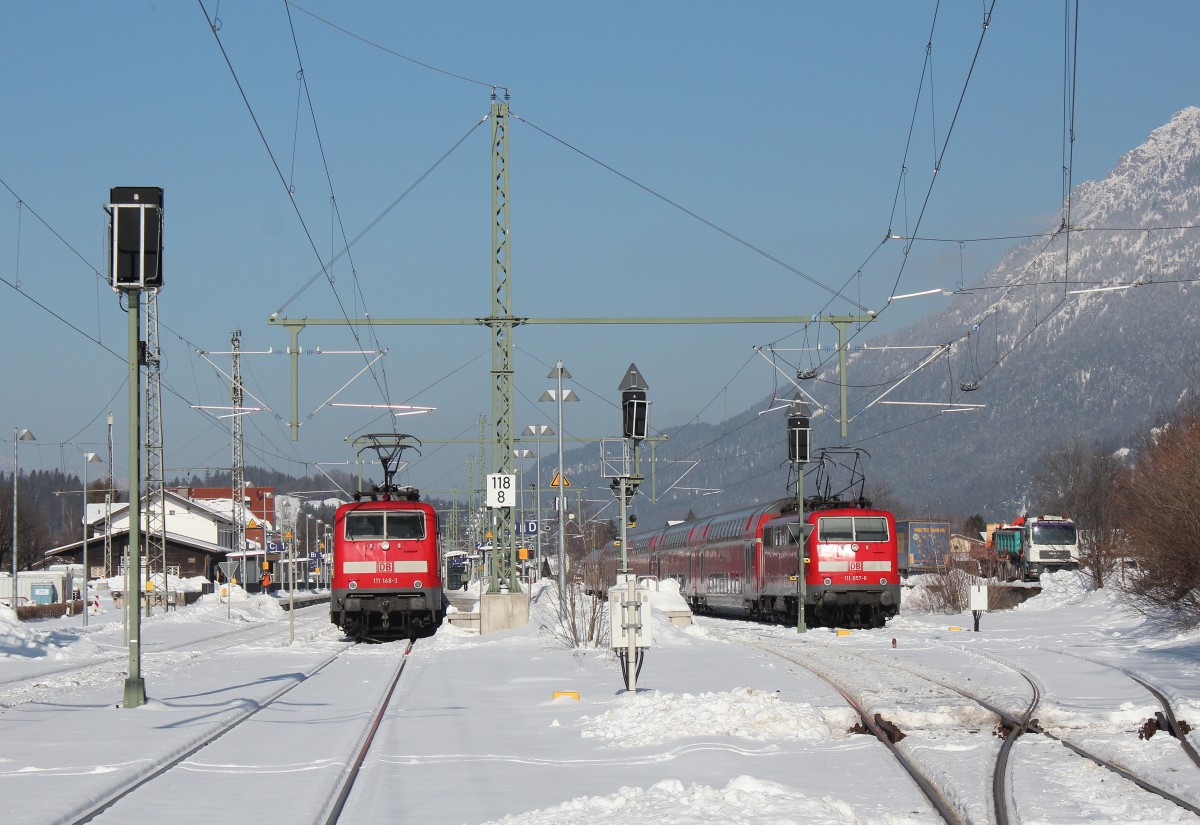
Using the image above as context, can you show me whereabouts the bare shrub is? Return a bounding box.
[1117,406,1200,627]
[534,580,608,649]
[906,566,973,613]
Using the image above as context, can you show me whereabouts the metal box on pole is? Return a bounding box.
[108,186,163,290]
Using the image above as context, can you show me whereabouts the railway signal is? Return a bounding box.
[786,393,811,633]
[105,185,164,710]
[609,364,650,692]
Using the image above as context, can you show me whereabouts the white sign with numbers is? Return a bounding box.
[485,473,516,508]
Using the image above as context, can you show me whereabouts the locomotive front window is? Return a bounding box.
[345,514,386,541]
[816,516,889,542]
[819,518,854,541]
[386,513,425,540]
[854,517,889,543]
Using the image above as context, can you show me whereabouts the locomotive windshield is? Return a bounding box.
[1032,523,1076,545]
[817,516,889,543]
[344,511,426,541]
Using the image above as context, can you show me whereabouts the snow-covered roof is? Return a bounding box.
[43,527,231,558]
[86,490,244,528]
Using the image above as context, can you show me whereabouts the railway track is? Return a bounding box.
[998,640,1200,771]
[930,641,1200,813]
[0,619,294,709]
[67,638,414,825]
[709,621,1200,825]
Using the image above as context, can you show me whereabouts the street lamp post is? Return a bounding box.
[539,361,579,594]
[11,428,35,609]
[521,424,552,579]
[71,445,103,626]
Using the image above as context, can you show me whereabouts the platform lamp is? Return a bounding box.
[11,428,35,608]
[786,394,812,633]
[71,445,103,626]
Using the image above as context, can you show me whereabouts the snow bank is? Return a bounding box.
[579,687,856,747]
[1016,569,1099,612]
[104,573,210,593]
[479,775,919,825]
[646,577,690,613]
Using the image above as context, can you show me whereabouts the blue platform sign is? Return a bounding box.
[268,541,284,552]
[515,520,538,535]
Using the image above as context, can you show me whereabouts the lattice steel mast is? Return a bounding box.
[487,91,518,592]
[230,330,247,586]
[144,289,168,608]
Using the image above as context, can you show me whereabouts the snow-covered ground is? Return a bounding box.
[1,571,1198,824]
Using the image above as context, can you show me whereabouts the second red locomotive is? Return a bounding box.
[594,496,900,629]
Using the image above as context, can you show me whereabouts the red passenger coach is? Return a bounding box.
[331,488,443,640]
[610,497,900,629]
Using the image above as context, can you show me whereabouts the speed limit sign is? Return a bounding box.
[486,473,516,508]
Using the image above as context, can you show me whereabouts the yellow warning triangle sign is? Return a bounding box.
[550,471,570,488]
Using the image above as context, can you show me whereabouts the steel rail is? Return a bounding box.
[1128,674,1200,770]
[753,641,965,825]
[321,638,415,824]
[68,642,354,824]
[0,619,300,705]
[743,627,1200,825]
[928,641,1200,818]
[1003,640,1200,772]
[992,674,1039,825]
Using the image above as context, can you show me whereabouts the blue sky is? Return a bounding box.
[2,1,1198,498]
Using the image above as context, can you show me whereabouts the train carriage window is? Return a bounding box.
[345,514,385,541]
[818,517,854,542]
[386,513,425,540]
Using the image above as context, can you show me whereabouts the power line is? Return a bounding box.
[283,1,498,90]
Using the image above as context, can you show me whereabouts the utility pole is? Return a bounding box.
[124,288,145,706]
[104,412,114,578]
[144,288,168,612]
[486,91,519,594]
[231,330,247,609]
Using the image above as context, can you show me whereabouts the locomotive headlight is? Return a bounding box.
[348,581,358,590]
[823,578,832,586]
[413,580,423,589]
[381,541,391,551]
[880,578,888,586]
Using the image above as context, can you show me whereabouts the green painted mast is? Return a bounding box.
[488,92,519,593]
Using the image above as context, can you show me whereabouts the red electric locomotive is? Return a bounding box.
[759,499,900,628]
[330,435,444,640]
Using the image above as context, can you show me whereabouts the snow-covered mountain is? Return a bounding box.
[580,107,1200,525]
